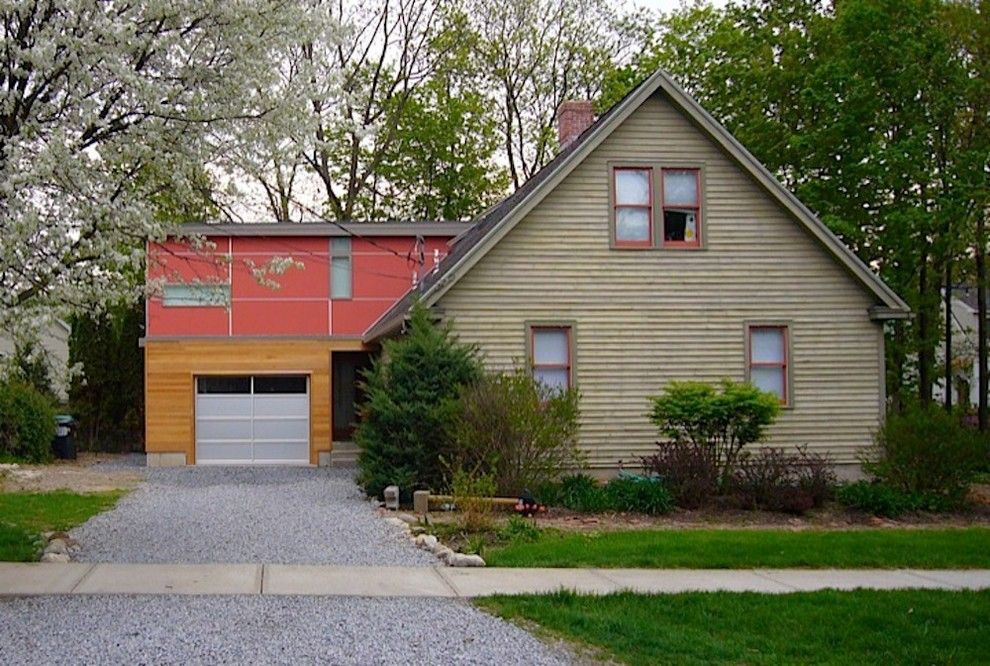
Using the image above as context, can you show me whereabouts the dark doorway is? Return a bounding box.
[332,351,373,441]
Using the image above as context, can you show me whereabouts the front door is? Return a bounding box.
[332,352,372,441]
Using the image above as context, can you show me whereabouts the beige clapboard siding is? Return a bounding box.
[437,91,883,468]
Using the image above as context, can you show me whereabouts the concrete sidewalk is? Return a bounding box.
[1,563,988,598]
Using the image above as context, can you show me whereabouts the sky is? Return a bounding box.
[635,0,728,13]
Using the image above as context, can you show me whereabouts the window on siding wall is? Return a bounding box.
[531,326,572,391]
[613,167,653,247]
[331,237,352,299]
[662,168,701,247]
[748,325,789,405]
[163,283,229,307]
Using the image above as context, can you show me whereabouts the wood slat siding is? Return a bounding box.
[144,339,365,464]
[437,92,883,469]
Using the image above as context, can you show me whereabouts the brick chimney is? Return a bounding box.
[556,100,594,149]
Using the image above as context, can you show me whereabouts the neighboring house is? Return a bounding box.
[0,319,71,401]
[933,286,982,409]
[144,69,910,475]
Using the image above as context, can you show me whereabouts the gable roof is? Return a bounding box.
[364,68,910,342]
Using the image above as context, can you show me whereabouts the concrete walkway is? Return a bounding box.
[2,563,988,597]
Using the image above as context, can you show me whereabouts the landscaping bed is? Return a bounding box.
[478,589,990,665]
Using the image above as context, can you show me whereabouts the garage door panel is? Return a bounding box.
[196,419,253,440]
[197,395,253,417]
[253,440,310,461]
[196,440,253,462]
[252,417,308,441]
[252,396,308,418]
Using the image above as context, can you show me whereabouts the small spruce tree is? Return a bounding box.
[355,301,481,498]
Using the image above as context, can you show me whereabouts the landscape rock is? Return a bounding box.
[396,513,418,525]
[416,535,438,550]
[45,539,69,555]
[40,552,70,563]
[433,545,454,561]
[447,553,486,567]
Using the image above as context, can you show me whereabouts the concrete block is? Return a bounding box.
[383,485,400,510]
[73,564,261,595]
[263,565,456,597]
[146,452,187,467]
[0,563,93,595]
[317,451,332,467]
[413,490,430,515]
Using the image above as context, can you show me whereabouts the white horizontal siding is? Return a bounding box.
[438,92,882,468]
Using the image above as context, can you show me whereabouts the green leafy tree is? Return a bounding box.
[0,379,56,463]
[355,302,482,498]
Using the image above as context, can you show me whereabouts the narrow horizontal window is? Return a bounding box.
[613,167,653,247]
[531,326,572,392]
[331,237,352,299]
[748,325,789,405]
[163,283,229,307]
[253,376,308,394]
[662,169,701,247]
[197,376,251,394]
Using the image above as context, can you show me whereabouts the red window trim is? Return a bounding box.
[748,325,789,406]
[661,168,702,248]
[530,326,572,390]
[612,166,654,248]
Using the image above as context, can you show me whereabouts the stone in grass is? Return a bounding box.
[44,539,69,555]
[433,545,454,561]
[447,553,486,567]
[416,535,438,550]
[41,552,70,563]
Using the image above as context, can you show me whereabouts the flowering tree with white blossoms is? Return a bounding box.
[0,0,318,339]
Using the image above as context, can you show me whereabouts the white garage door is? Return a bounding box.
[195,375,309,465]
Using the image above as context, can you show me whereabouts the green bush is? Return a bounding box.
[836,481,955,518]
[355,302,482,498]
[448,369,583,496]
[604,475,673,515]
[498,514,542,543]
[649,380,780,487]
[0,379,56,463]
[865,404,985,504]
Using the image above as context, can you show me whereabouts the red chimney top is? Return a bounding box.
[556,100,594,149]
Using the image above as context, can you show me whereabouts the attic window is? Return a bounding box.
[612,167,653,247]
[662,169,701,247]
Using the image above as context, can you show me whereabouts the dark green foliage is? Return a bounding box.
[448,369,582,496]
[649,380,780,487]
[0,524,40,562]
[497,515,542,544]
[866,404,985,503]
[837,481,956,518]
[355,302,482,498]
[0,380,56,463]
[68,302,144,452]
[538,473,673,516]
[5,340,56,402]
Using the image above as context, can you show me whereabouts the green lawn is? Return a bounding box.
[479,589,990,665]
[0,490,125,561]
[485,527,990,569]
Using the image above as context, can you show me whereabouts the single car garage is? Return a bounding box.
[195,375,310,464]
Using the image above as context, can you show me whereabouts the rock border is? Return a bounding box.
[38,531,80,563]
[383,513,486,567]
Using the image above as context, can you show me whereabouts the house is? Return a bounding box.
[0,318,72,401]
[143,69,910,475]
[933,286,982,409]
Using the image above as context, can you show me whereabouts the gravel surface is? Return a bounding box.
[0,595,576,665]
[89,453,147,471]
[72,467,436,565]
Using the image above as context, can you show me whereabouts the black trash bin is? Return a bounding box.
[52,415,76,460]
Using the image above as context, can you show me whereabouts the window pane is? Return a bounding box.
[616,207,651,242]
[663,209,698,242]
[253,376,308,394]
[534,368,569,392]
[615,169,650,205]
[197,376,251,394]
[751,366,785,399]
[331,257,352,298]
[751,328,785,363]
[331,237,351,256]
[533,329,569,365]
[664,170,698,206]
[163,283,229,307]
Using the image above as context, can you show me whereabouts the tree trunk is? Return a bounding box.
[944,259,953,411]
[978,212,988,430]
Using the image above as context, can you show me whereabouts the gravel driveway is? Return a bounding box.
[72,467,436,565]
[0,595,576,665]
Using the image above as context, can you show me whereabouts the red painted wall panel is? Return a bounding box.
[148,233,453,338]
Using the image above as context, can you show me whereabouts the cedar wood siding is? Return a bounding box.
[435,91,883,470]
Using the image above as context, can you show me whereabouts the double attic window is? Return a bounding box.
[612,166,702,249]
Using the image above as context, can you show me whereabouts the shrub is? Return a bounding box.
[604,475,673,515]
[498,514,542,543]
[0,379,56,463]
[642,442,719,509]
[355,302,482,498]
[835,481,955,518]
[731,447,834,514]
[451,468,498,532]
[548,473,608,513]
[865,404,985,504]
[649,380,780,487]
[448,369,583,496]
